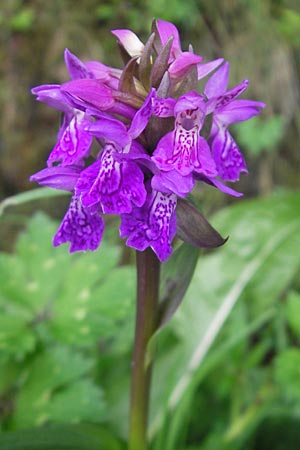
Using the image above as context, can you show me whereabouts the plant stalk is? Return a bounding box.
[128,248,160,450]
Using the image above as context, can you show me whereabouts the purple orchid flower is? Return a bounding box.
[152,92,217,185]
[205,62,266,181]
[30,20,265,261]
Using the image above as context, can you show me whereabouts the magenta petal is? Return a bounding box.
[47,113,92,166]
[87,117,130,148]
[151,170,194,197]
[120,189,177,262]
[64,49,93,80]
[128,89,155,139]
[77,146,147,214]
[75,160,102,207]
[61,79,114,111]
[85,61,120,86]
[204,62,229,98]
[214,80,249,110]
[153,97,176,117]
[156,19,182,60]
[194,136,217,177]
[174,91,206,115]
[53,197,104,252]
[98,147,147,214]
[216,99,266,125]
[197,58,224,80]
[153,122,217,177]
[152,132,175,172]
[196,174,243,197]
[30,166,81,191]
[169,52,202,80]
[31,84,71,112]
[212,129,248,181]
[111,29,144,56]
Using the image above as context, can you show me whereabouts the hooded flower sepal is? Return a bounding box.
[176,197,227,248]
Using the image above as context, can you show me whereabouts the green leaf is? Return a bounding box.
[52,265,135,347]
[150,191,300,437]
[0,189,69,218]
[274,348,300,400]
[158,243,199,328]
[0,424,124,450]
[0,315,36,361]
[285,290,300,338]
[46,380,106,423]
[13,347,102,428]
[176,198,226,248]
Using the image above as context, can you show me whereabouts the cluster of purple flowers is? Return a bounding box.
[31,19,265,262]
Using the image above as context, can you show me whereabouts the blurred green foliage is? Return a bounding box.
[1,190,300,449]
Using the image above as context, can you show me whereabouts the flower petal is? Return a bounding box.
[195,174,243,197]
[53,196,104,252]
[61,79,114,111]
[215,99,266,125]
[153,97,176,117]
[212,128,248,181]
[86,116,130,148]
[120,189,177,262]
[155,19,182,60]
[77,145,147,214]
[111,29,144,57]
[47,112,92,166]
[128,89,155,139]
[169,52,202,80]
[151,169,194,197]
[197,58,224,80]
[153,123,217,177]
[204,62,229,98]
[30,165,81,191]
[64,48,93,80]
[31,84,71,112]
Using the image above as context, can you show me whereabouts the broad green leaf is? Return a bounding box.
[150,191,300,437]
[0,424,124,450]
[13,347,99,428]
[0,212,129,351]
[46,379,106,423]
[274,348,300,399]
[0,315,36,361]
[52,266,135,347]
[13,213,70,312]
[284,290,300,338]
[0,253,35,317]
[158,243,199,328]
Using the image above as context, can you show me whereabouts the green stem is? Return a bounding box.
[128,248,160,450]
